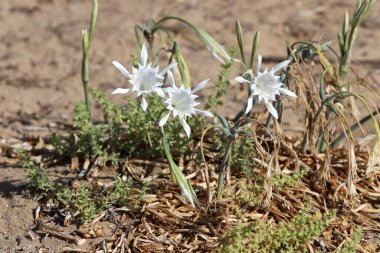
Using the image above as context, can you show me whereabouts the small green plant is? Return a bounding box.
[206,48,236,110]
[228,166,309,210]
[233,179,263,208]
[230,132,256,177]
[55,176,144,223]
[221,202,335,253]
[337,227,363,253]
[109,175,133,206]
[272,167,310,191]
[56,185,99,222]
[20,148,144,223]
[81,0,98,116]
[19,149,54,195]
[73,101,103,159]
[338,0,375,82]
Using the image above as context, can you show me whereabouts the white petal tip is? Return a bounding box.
[112,88,130,95]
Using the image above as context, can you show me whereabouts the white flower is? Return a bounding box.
[112,43,177,111]
[235,55,297,119]
[159,72,213,137]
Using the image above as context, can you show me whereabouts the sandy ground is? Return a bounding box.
[1,0,380,251]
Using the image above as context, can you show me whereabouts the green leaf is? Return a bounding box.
[153,16,231,64]
[81,29,89,83]
[196,27,232,64]
[342,11,349,40]
[134,25,143,50]
[160,127,200,207]
[249,31,260,69]
[175,43,191,88]
[217,114,229,129]
[221,127,232,137]
[235,20,246,65]
[88,0,98,46]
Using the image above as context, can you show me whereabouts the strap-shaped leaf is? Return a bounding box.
[153,16,231,64]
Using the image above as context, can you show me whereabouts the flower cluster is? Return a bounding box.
[235,55,296,119]
[112,43,213,137]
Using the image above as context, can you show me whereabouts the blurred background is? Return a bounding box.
[1,0,379,136]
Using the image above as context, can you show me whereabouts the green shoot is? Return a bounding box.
[81,0,98,118]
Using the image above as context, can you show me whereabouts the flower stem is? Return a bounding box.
[80,0,97,119]
[162,42,177,85]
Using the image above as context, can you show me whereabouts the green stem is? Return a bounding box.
[233,87,254,122]
[152,16,197,33]
[160,127,176,182]
[217,139,232,199]
[162,42,177,85]
[81,41,91,119]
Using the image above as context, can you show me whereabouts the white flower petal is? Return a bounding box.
[140,43,148,67]
[168,71,176,88]
[278,87,297,97]
[159,112,171,127]
[173,110,179,118]
[235,76,250,84]
[163,87,175,94]
[112,88,130,94]
[160,62,178,75]
[256,54,262,75]
[265,102,278,119]
[273,60,290,73]
[195,109,213,117]
[192,79,209,94]
[155,88,165,97]
[245,96,254,114]
[141,96,148,111]
[181,118,191,138]
[112,61,130,77]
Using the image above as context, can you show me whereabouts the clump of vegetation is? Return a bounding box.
[55,175,145,222]
[230,134,256,177]
[228,166,309,211]
[20,149,145,222]
[56,185,100,222]
[221,202,335,253]
[272,167,310,191]
[213,127,257,177]
[337,227,363,253]
[19,149,54,194]
[52,88,205,164]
